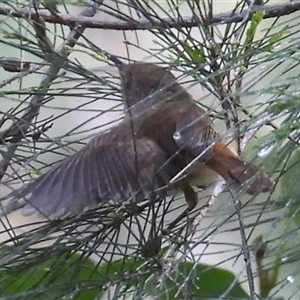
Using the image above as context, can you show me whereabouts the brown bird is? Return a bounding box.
[4,62,274,219]
[117,62,274,215]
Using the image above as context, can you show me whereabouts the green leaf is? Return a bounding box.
[98,259,249,299]
[245,11,265,44]
[0,250,249,299]
[0,253,102,299]
[181,41,205,63]
[261,29,287,52]
[25,167,43,176]
[275,123,300,142]
[280,149,300,225]
[243,133,283,176]
[157,262,249,299]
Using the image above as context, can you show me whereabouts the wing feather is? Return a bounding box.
[8,131,171,218]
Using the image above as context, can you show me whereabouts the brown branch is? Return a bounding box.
[0,0,104,181]
[0,2,299,30]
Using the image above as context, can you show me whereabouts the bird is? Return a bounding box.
[116,61,274,218]
[3,61,274,220]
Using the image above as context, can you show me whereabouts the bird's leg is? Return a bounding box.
[165,183,198,231]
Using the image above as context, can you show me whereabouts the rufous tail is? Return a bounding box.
[205,142,274,195]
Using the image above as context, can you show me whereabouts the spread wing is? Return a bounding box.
[4,127,172,218]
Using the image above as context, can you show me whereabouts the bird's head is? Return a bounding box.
[119,62,186,116]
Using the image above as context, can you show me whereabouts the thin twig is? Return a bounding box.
[234,198,256,299]
[242,107,300,147]
[0,2,299,30]
[174,113,269,296]
[0,0,105,181]
[180,112,271,239]
[241,112,271,150]
[0,64,43,89]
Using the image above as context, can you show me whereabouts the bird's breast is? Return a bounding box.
[185,162,220,188]
[167,162,220,196]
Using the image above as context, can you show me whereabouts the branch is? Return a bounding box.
[0,2,299,30]
[0,0,104,181]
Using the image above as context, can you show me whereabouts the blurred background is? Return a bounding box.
[1,0,300,299]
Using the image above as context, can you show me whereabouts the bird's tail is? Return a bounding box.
[206,142,274,195]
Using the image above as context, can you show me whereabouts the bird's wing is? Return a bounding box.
[4,132,171,218]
